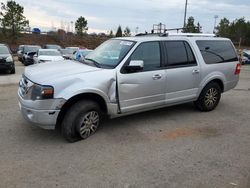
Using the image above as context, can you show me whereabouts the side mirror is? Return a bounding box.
[125,60,144,72]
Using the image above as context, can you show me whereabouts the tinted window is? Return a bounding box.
[165,41,196,67]
[196,40,238,64]
[131,42,161,71]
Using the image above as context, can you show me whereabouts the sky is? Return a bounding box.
[2,0,250,34]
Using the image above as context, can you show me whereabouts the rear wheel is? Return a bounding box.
[194,82,221,112]
[61,100,101,142]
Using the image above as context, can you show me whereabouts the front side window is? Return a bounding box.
[196,40,238,64]
[130,42,161,71]
[164,41,196,67]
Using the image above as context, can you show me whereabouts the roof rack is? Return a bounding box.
[135,33,216,37]
[167,33,216,37]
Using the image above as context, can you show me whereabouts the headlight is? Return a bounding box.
[6,56,13,62]
[30,84,54,100]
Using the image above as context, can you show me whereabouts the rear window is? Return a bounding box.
[196,40,238,64]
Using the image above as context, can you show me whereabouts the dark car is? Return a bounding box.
[44,44,62,50]
[23,51,37,66]
[242,50,250,64]
[0,44,15,74]
[22,45,41,66]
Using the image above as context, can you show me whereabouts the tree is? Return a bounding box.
[216,17,230,37]
[115,25,122,37]
[123,26,131,37]
[109,30,114,37]
[183,16,202,33]
[75,16,88,36]
[0,0,29,39]
[216,17,250,45]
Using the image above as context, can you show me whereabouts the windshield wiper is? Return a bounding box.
[85,58,101,68]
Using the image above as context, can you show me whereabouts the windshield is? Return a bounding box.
[0,46,10,54]
[80,50,92,56]
[66,47,79,54]
[85,39,135,68]
[46,45,61,50]
[38,50,61,56]
[24,46,41,53]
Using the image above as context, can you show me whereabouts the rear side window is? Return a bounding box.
[196,40,238,64]
[164,41,196,67]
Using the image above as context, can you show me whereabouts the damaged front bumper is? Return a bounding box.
[18,90,66,130]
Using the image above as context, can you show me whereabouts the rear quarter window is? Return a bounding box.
[196,40,238,64]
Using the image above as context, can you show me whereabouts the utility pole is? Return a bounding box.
[213,15,218,33]
[183,0,188,28]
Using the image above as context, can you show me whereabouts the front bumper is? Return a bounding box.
[18,91,66,130]
[0,62,14,71]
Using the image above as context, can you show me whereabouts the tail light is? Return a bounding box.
[235,63,241,75]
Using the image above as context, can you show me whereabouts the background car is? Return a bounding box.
[34,49,64,64]
[60,49,71,60]
[23,51,37,66]
[17,45,24,61]
[0,44,15,74]
[75,49,93,62]
[32,28,41,34]
[44,44,62,50]
[22,45,41,65]
[242,49,250,64]
[65,47,79,59]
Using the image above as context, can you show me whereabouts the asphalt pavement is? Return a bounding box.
[0,63,250,188]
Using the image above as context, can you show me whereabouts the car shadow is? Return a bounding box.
[19,102,198,144]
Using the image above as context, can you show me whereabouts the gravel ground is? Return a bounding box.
[0,64,250,188]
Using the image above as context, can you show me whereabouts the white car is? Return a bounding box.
[34,49,64,64]
[65,47,79,59]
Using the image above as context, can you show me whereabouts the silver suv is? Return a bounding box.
[18,33,241,142]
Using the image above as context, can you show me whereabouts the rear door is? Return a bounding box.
[164,41,201,103]
[117,41,166,113]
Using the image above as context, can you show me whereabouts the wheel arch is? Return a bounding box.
[56,93,108,129]
[199,74,225,96]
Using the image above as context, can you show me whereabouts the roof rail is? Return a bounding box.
[167,33,216,37]
[135,32,216,37]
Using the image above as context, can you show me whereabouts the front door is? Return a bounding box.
[117,41,166,113]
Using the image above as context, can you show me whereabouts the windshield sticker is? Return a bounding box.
[120,41,133,46]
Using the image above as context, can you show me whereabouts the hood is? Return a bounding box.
[24,60,102,83]
[38,55,64,61]
[0,54,10,59]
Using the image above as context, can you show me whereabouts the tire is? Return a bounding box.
[10,67,15,74]
[61,100,101,142]
[194,82,222,112]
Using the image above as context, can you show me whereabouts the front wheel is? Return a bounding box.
[194,82,222,112]
[61,100,101,142]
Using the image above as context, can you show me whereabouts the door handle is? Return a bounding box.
[152,74,162,80]
[192,69,200,74]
